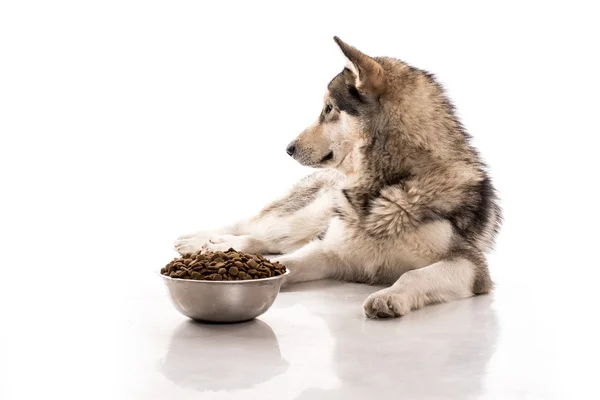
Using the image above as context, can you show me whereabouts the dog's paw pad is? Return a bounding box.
[363,290,411,319]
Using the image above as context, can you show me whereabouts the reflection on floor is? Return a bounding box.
[5,277,594,399]
[148,280,563,399]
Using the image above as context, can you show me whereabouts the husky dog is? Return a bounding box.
[175,37,501,318]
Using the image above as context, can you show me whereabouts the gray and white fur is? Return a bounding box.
[175,37,501,318]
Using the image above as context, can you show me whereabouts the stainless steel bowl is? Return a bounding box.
[160,270,289,323]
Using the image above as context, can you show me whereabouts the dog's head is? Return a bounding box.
[286,37,388,172]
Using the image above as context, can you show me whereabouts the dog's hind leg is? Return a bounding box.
[363,248,493,318]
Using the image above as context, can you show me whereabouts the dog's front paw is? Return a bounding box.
[202,234,245,252]
[363,289,411,319]
[174,231,213,255]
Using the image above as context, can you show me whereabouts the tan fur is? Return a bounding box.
[292,101,360,168]
[335,36,387,96]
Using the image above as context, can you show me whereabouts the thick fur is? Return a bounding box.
[175,37,501,318]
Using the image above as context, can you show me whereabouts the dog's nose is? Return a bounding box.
[286,144,296,156]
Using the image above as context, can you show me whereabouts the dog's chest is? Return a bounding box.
[325,213,452,282]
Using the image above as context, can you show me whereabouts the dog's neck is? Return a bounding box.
[335,139,364,177]
[336,134,421,190]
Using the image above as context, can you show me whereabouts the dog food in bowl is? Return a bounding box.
[161,249,286,281]
[160,248,289,322]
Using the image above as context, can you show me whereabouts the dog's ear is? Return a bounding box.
[333,36,386,97]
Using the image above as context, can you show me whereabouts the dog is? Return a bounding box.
[175,37,501,318]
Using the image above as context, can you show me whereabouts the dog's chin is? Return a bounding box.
[298,158,338,169]
[294,152,335,168]
[295,159,327,168]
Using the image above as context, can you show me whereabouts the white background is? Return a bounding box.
[1,1,599,399]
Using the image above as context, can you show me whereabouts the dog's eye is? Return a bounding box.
[324,104,333,115]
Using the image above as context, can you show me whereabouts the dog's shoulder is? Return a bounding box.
[335,158,500,253]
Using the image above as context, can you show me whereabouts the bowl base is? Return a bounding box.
[190,317,257,324]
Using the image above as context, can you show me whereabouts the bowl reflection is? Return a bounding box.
[158,319,289,391]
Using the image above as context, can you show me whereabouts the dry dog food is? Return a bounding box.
[161,248,286,281]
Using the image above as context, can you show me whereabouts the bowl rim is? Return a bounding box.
[157,268,290,283]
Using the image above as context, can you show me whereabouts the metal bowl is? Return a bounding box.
[160,270,289,323]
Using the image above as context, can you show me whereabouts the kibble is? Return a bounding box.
[161,248,287,281]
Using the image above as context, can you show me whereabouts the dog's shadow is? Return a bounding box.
[158,319,289,392]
